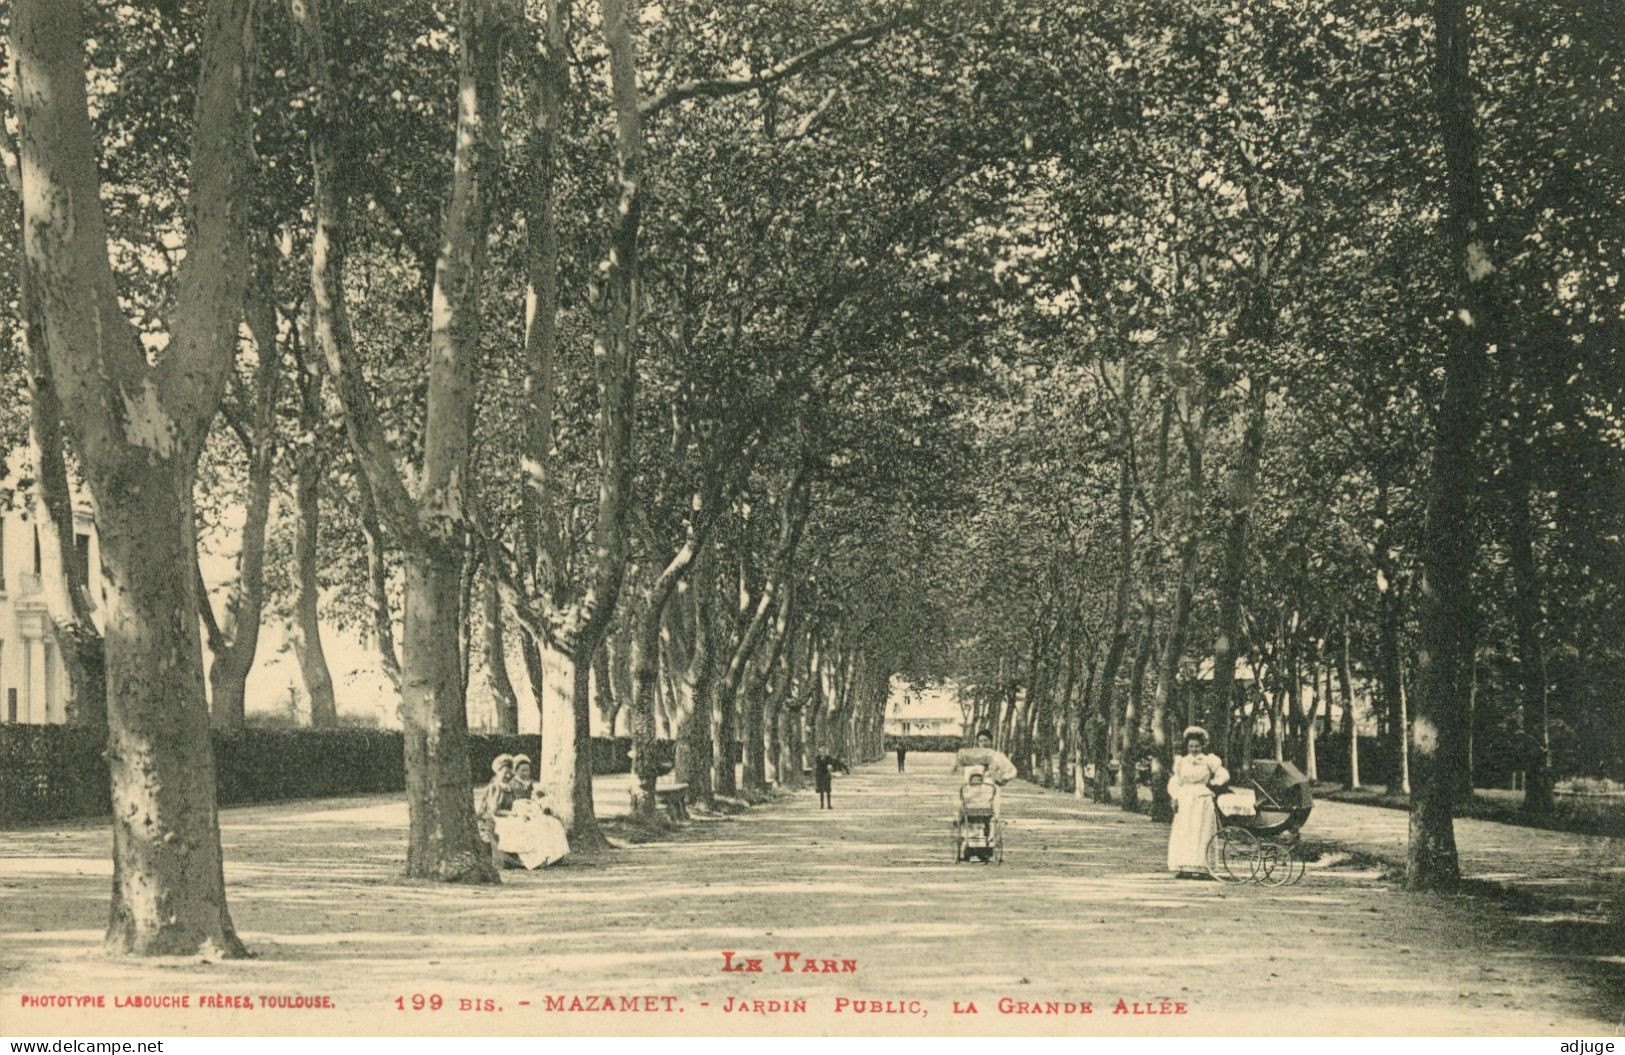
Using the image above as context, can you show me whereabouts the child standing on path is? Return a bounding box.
[814,754,846,809]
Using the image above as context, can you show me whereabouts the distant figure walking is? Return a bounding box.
[896,745,908,772]
[814,754,846,810]
[1167,726,1228,878]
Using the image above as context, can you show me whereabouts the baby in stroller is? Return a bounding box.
[959,767,999,834]
[950,730,1015,863]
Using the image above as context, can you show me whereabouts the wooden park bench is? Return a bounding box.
[628,782,690,822]
[655,783,689,821]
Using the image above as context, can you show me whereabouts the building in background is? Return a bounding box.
[885,678,964,739]
[1190,657,1379,739]
[0,499,104,724]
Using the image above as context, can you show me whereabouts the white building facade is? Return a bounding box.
[0,501,104,725]
[884,678,965,738]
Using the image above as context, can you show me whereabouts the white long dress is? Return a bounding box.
[1166,753,1229,872]
[954,747,1017,785]
[493,799,571,869]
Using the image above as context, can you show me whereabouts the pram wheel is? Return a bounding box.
[1206,827,1261,882]
[952,816,1002,863]
[1256,844,1287,886]
[1256,841,1305,886]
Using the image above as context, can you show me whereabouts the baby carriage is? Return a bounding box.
[951,779,1005,864]
[1205,759,1313,885]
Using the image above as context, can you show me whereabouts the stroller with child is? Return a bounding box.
[949,745,1015,864]
[952,768,1005,863]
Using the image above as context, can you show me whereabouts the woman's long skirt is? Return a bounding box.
[1167,789,1219,872]
[494,804,571,869]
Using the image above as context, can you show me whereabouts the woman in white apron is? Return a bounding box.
[1166,726,1228,877]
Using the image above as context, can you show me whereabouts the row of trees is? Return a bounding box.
[0,0,1617,956]
[923,0,1623,888]
[1,0,998,954]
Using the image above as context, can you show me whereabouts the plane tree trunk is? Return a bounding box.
[483,539,520,734]
[12,0,257,954]
[533,0,645,849]
[1410,0,1500,891]
[291,0,504,882]
[680,547,719,806]
[630,541,697,819]
[3,121,107,729]
[1210,376,1267,765]
[1094,355,1135,798]
[1506,425,1553,816]
[201,254,283,731]
[1120,607,1156,811]
[288,330,338,727]
[738,481,806,793]
[1150,418,1204,824]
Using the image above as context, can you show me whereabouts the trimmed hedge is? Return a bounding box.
[0,724,670,828]
[884,735,966,753]
[1,724,110,825]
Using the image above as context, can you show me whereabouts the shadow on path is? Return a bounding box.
[1,754,1620,1035]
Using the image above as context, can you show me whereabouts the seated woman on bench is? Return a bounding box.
[482,755,570,870]
[477,754,517,844]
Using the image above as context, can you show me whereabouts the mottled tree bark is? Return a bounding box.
[1095,361,1134,791]
[4,124,107,727]
[288,334,338,727]
[630,542,696,819]
[483,540,519,734]
[532,0,646,849]
[1150,533,1195,822]
[202,256,282,730]
[1119,608,1156,811]
[457,548,480,701]
[1210,377,1267,764]
[399,544,491,880]
[355,474,403,695]
[736,485,806,792]
[12,0,256,954]
[26,387,106,728]
[680,549,719,806]
[101,469,245,955]
[518,628,545,733]
[292,0,504,882]
[766,628,799,786]
[517,0,570,592]
[535,636,606,844]
[715,527,787,795]
[782,692,806,789]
